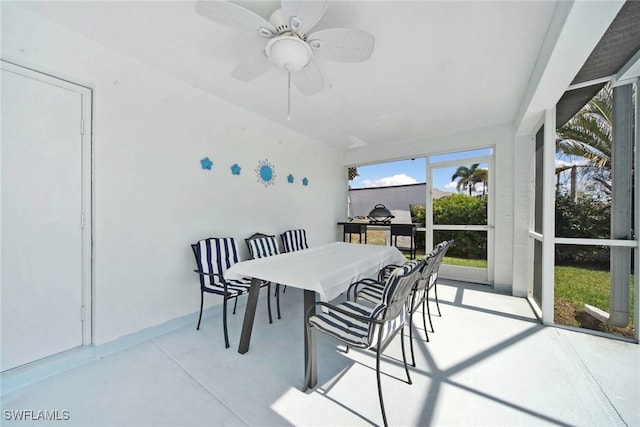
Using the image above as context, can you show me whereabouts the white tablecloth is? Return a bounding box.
[225,242,406,300]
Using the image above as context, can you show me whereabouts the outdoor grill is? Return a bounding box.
[367,204,394,224]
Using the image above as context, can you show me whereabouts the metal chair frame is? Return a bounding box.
[307,260,423,427]
[245,232,283,319]
[279,229,310,297]
[350,240,453,367]
[191,238,273,349]
[422,239,453,331]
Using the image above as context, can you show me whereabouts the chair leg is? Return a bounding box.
[275,284,281,320]
[232,296,238,315]
[422,299,431,339]
[376,346,389,427]
[434,283,442,316]
[266,283,273,324]
[401,327,412,385]
[222,294,230,348]
[426,291,434,333]
[409,310,416,367]
[197,290,204,330]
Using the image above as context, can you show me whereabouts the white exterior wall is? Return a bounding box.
[512,134,536,298]
[344,124,515,293]
[2,4,345,344]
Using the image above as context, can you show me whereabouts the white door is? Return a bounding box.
[427,153,494,285]
[1,62,92,371]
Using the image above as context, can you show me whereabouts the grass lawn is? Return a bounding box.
[554,265,635,338]
[443,256,487,268]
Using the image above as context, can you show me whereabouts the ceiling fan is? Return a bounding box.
[195,0,375,118]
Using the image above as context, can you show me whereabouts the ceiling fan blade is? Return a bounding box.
[307,28,375,62]
[231,54,273,81]
[281,0,328,34]
[291,61,324,95]
[195,0,276,37]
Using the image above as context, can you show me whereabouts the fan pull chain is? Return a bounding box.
[287,70,291,121]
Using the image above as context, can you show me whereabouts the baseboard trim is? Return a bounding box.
[1,299,236,395]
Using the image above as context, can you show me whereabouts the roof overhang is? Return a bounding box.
[556,0,640,128]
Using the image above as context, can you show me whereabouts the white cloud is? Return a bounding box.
[361,174,417,188]
[444,180,486,194]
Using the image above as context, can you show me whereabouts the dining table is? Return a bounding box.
[225,241,406,390]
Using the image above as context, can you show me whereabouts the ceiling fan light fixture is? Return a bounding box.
[265,36,312,71]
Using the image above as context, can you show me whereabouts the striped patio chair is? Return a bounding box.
[191,237,274,349]
[306,259,424,427]
[245,233,283,319]
[423,239,454,331]
[279,229,309,296]
[280,228,309,253]
[352,240,453,367]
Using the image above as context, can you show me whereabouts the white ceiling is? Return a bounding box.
[16,1,558,150]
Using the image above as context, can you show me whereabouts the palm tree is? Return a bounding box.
[470,168,488,196]
[556,84,612,196]
[451,163,482,195]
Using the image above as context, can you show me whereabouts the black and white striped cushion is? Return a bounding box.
[308,301,374,348]
[248,236,280,259]
[281,229,309,253]
[357,283,385,304]
[195,238,251,296]
[357,259,422,304]
[309,298,407,349]
[311,262,423,350]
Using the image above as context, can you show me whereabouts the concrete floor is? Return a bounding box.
[1,281,638,426]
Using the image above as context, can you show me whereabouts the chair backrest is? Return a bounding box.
[427,239,454,287]
[412,249,439,292]
[366,259,424,347]
[191,237,240,288]
[379,259,424,320]
[280,229,309,253]
[245,232,280,259]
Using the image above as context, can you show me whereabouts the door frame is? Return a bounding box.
[1,60,93,348]
[426,152,495,285]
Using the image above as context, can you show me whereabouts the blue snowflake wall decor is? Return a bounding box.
[200,157,213,170]
[256,159,276,187]
[302,177,309,186]
[231,163,241,175]
[287,174,294,183]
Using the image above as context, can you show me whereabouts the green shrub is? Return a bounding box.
[555,193,610,267]
[433,193,487,226]
[412,194,488,259]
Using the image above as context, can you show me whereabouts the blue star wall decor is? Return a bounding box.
[287,174,294,183]
[231,163,241,175]
[256,159,276,187]
[302,177,309,186]
[200,157,213,170]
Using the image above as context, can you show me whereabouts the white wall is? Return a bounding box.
[2,4,345,344]
[512,134,536,298]
[344,124,515,292]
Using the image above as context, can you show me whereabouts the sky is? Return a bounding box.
[349,148,493,192]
